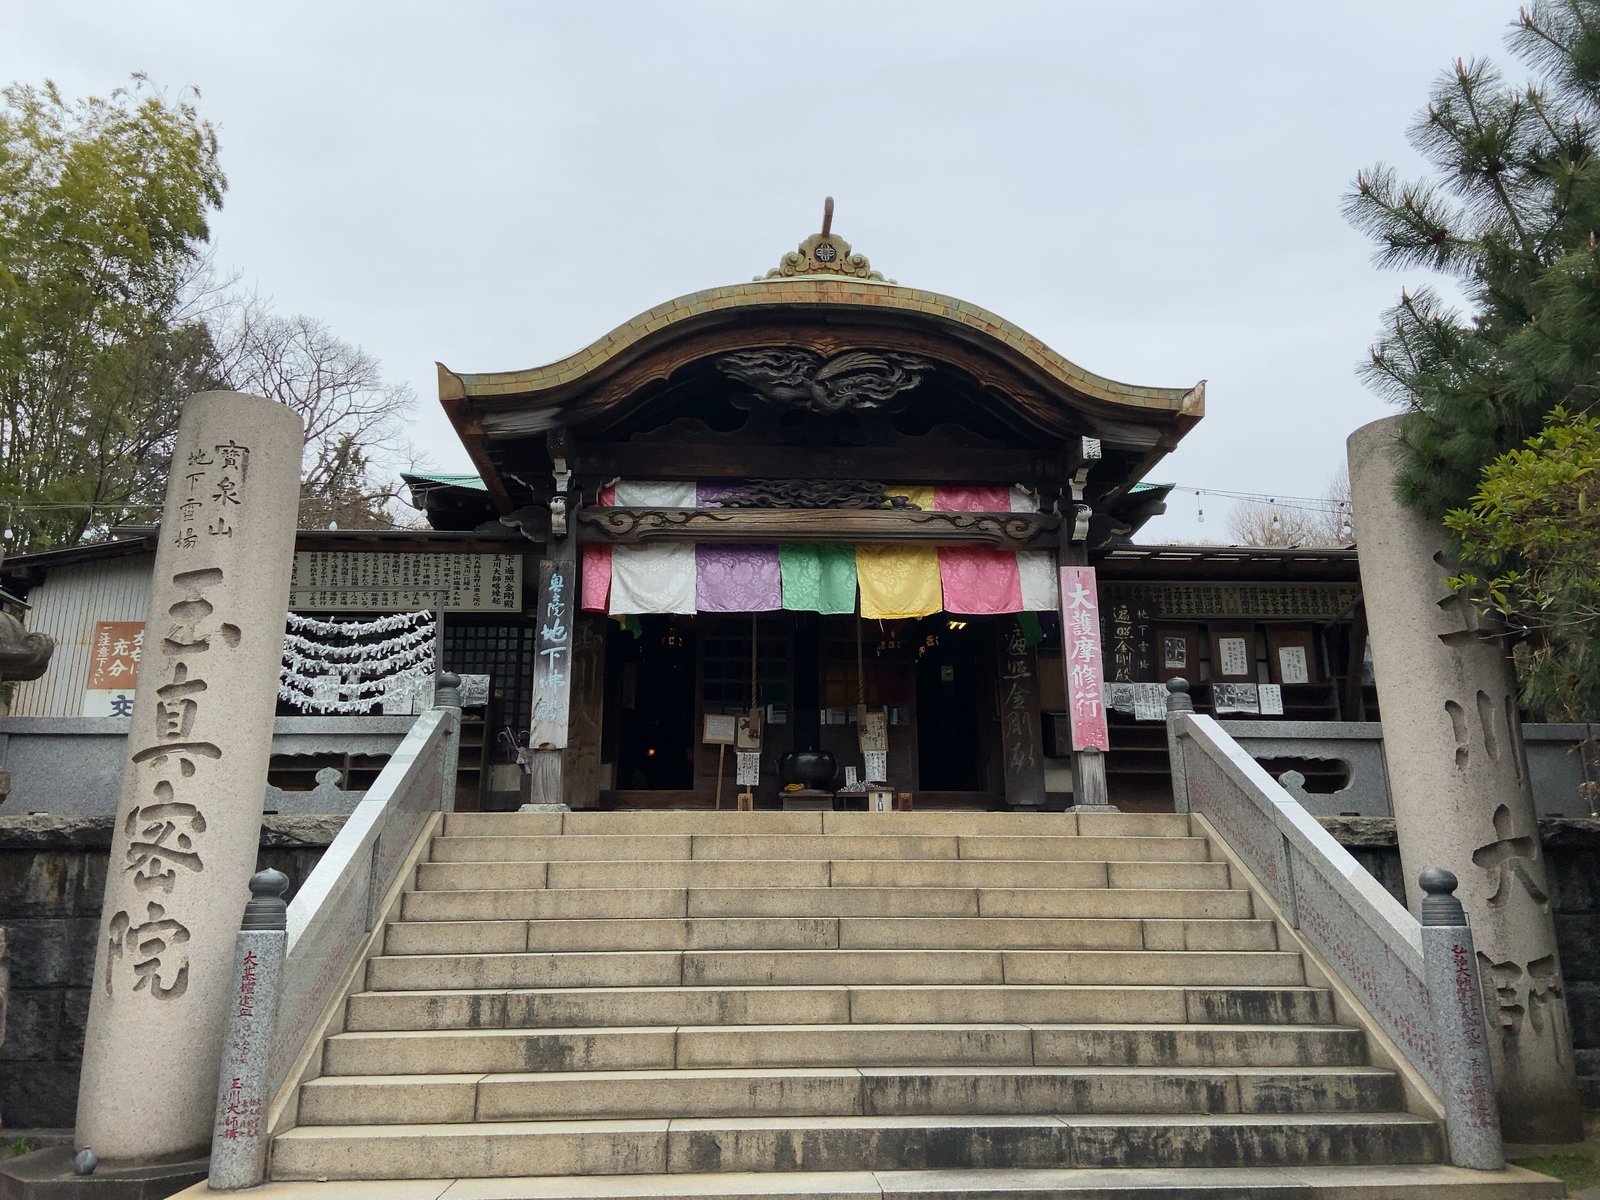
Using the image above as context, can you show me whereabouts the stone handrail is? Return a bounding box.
[209,678,461,1189]
[1165,680,1503,1170]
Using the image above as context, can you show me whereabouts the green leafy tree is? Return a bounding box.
[1446,408,1600,720]
[0,76,226,553]
[1344,0,1600,520]
[1347,2,1600,720]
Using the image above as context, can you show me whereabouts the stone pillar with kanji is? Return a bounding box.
[76,392,304,1163]
[1349,415,1581,1142]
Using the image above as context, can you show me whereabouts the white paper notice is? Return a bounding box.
[736,751,761,786]
[1258,684,1284,715]
[1133,682,1167,721]
[844,766,859,789]
[1278,646,1310,685]
[864,750,888,782]
[858,710,889,753]
[1218,637,1251,678]
[381,674,415,715]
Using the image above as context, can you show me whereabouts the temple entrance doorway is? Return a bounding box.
[611,615,697,791]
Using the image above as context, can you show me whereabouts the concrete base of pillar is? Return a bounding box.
[517,802,571,812]
[1064,803,1120,813]
[0,1147,206,1200]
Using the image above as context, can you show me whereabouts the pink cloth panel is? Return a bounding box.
[582,545,612,612]
[583,484,617,612]
[935,486,1023,614]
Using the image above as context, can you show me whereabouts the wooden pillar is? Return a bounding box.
[527,535,578,805]
[564,615,607,809]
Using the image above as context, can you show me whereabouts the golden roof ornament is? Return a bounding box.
[761,197,890,282]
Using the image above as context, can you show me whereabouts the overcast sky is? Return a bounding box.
[6,1,1523,541]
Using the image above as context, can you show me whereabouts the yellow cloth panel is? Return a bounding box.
[857,486,942,619]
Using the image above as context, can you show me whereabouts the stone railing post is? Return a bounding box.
[208,869,289,1190]
[1419,868,1504,1171]
[433,671,462,813]
[1165,677,1194,813]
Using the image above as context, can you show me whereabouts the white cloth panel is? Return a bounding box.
[1017,552,1058,612]
[614,481,697,507]
[1010,488,1056,610]
[608,481,699,614]
[1008,486,1040,513]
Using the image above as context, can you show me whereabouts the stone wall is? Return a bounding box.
[0,815,344,1131]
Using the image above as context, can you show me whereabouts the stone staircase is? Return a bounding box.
[267,810,1561,1197]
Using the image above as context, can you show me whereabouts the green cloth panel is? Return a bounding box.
[779,544,858,614]
[1017,611,1043,647]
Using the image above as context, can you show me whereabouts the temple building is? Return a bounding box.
[4,211,1565,818]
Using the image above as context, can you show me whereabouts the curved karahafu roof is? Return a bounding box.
[437,207,1204,521]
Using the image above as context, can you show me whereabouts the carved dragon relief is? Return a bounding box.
[716,479,921,510]
[717,349,932,416]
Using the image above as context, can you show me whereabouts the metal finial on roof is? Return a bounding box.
[759,198,889,283]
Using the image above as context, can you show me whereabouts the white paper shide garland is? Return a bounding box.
[280,609,435,714]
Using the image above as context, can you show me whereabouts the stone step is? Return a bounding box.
[245,1165,1559,1198]
[270,1112,1443,1180]
[382,916,1281,956]
[344,984,1336,1032]
[320,1023,1366,1077]
[438,811,1197,838]
[426,834,1214,864]
[365,948,1306,992]
[298,1064,1404,1125]
[414,858,1237,892]
[682,949,1305,988]
[401,884,1256,922]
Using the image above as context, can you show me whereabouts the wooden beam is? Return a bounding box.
[567,443,1077,486]
[576,506,1060,549]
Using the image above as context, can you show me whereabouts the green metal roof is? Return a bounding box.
[402,472,489,492]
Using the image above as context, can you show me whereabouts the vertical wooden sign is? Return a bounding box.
[529,556,574,749]
[563,616,606,809]
[1059,565,1110,752]
[998,618,1047,807]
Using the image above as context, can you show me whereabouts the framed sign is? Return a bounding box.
[1266,627,1321,685]
[1154,626,1200,684]
[1208,625,1257,683]
[702,713,738,745]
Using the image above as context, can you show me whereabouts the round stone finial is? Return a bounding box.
[1165,677,1194,713]
[1419,867,1466,926]
[242,868,290,931]
[434,670,463,708]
